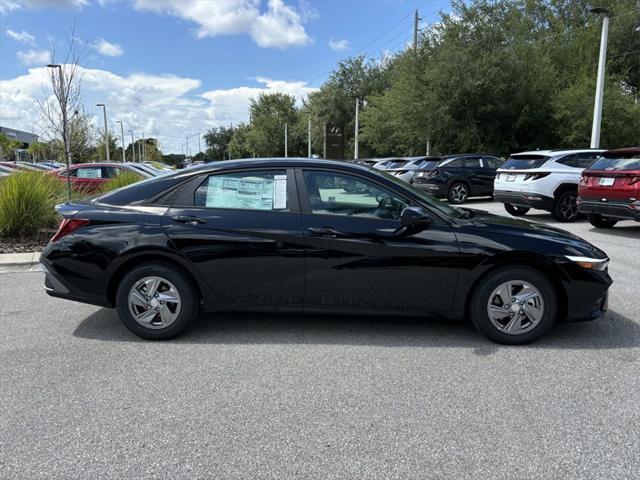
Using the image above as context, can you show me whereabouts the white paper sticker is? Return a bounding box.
[273,175,287,209]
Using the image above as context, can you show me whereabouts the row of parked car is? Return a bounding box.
[356,147,639,227]
[0,160,174,192]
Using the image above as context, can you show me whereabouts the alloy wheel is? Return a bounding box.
[128,276,182,329]
[558,193,578,220]
[486,280,544,335]
[450,184,468,203]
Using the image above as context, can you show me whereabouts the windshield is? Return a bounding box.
[415,160,440,170]
[383,160,408,169]
[375,168,464,219]
[502,155,550,170]
[588,154,640,171]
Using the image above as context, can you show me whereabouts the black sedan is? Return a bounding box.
[41,158,611,344]
[413,154,504,204]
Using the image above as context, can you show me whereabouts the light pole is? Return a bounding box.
[308,115,311,158]
[47,63,71,202]
[130,130,136,162]
[284,123,288,158]
[589,7,610,149]
[354,98,359,160]
[96,103,110,162]
[116,120,125,162]
[141,131,145,163]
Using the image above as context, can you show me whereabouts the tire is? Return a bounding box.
[504,203,530,216]
[116,262,199,340]
[448,182,469,204]
[587,214,618,229]
[470,266,557,345]
[552,190,580,222]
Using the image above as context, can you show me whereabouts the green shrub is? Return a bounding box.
[96,171,142,195]
[0,171,66,237]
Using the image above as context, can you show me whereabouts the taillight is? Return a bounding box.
[524,172,550,181]
[50,218,90,243]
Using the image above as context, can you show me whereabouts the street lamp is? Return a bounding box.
[116,120,126,162]
[47,63,71,202]
[589,6,610,149]
[96,103,110,162]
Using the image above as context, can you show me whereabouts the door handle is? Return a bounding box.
[172,215,206,226]
[306,227,345,237]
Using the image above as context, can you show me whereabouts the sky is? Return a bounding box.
[0,0,452,154]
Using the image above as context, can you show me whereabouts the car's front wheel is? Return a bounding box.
[470,266,557,345]
[587,214,618,229]
[552,191,580,222]
[116,263,198,340]
[448,182,469,204]
[504,203,530,216]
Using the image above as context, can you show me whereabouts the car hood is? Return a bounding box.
[464,210,608,259]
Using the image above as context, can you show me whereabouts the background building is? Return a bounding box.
[0,126,39,161]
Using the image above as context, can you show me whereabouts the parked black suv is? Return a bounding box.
[413,154,504,204]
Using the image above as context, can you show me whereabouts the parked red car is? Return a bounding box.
[577,147,640,228]
[54,163,146,193]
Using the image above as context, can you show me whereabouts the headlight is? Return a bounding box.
[565,255,609,271]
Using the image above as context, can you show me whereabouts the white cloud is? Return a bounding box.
[0,0,20,14]
[5,29,35,44]
[94,38,124,57]
[0,67,316,153]
[328,38,349,52]
[16,49,50,66]
[134,0,311,49]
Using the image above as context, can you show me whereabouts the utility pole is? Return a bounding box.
[197,132,201,157]
[426,139,431,156]
[413,10,420,50]
[96,104,110,162]
[308,116,311,158]
[116,121,125,162]
[354,98,359,160]
[141,131,145,162]
[589,7,610,149]
[186,136,189,161]
[284,123,288,158]
[130,131,136,162]
[137,138,142,163]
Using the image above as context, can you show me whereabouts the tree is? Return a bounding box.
[0,133,21,160]
[203,126,235,160]
[245,93,304,157]
[228,123,253,159]
[27,141,50,162]
[93,132,118,162]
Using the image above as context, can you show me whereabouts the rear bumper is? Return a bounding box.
[493,191,555,210]
[577,199,640,221]
[41,257,113,308]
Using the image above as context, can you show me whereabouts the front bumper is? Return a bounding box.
[413,181,446,197]
[494,191,555,210]
[577,199,640,221]
[561,261,612,322]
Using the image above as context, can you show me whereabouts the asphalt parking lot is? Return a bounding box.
[1,200,639,479]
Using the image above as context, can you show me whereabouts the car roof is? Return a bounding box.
[511,149,603,157]
[602,146,640,156]
[65,163,133,168]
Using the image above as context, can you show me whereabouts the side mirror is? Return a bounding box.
[400,206,433,228]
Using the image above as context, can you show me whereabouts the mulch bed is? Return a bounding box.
[0,230,55,254]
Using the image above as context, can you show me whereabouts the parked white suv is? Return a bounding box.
[494,149,603,222]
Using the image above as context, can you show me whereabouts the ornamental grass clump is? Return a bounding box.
[96,171,143,195]
[0,170,66,237]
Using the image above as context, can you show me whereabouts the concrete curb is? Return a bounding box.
[0,251,41,267]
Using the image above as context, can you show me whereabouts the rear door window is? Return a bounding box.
[443,158,464,168]
[502,155,550,170]
[76,167,102,179]
[195,170,288,211]
[483,157,503,168]
[463,158,481,168]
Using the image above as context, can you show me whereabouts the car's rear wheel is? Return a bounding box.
[504,204,530,216]
[116,263,198,340]
[448,182,469,204]
[470,266,557,345]
[552,190,580,222]
[587,214,618,229]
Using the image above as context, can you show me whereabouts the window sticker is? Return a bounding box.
[77,168,102,179]
[273,175,287,209]
[206,174,286,210]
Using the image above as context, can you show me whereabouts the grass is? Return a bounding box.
[96,171,143,195]
[0,170,66,237]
